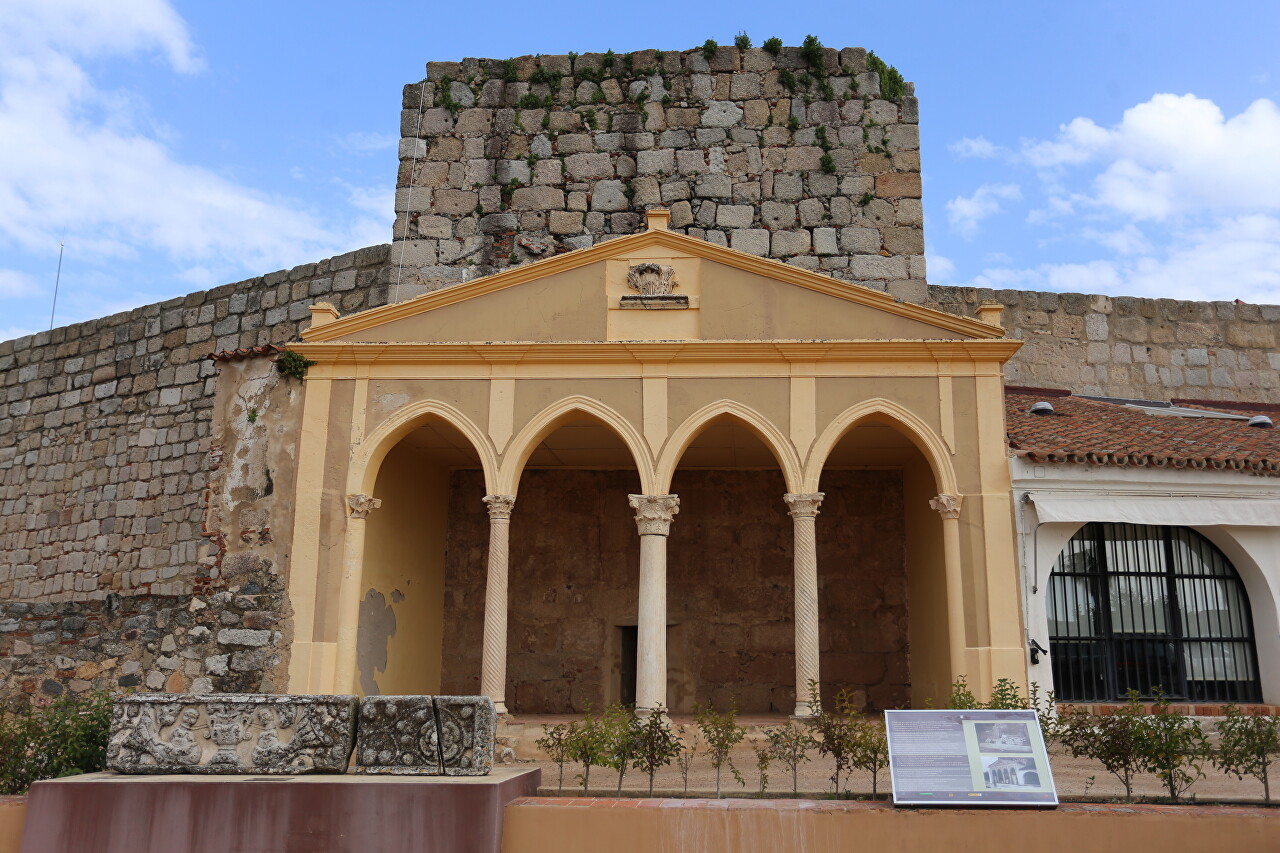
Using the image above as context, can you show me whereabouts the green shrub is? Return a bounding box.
[764,722,815,794]
[701,39,719,62]
[820,153,836,174]
[1214,704,1280,803]
[566,707,609,793]
[1141,689,1208,802]
[1058,690,1147,802]
[0,692,113,795]
[600,704,641,795]
[802,682,858,795]
[800,35,824,68]
[501,59,518,83]
[762,37,783,56]
[865,51,906,100]
[535,721,575,795]
[276,349,316,380]
[735,32,752,50]
[633,707,682,796]
[695,699,745,797]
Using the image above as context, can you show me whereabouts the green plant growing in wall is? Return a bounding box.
[798,72,813,89]
[778,69,796,92]
[582,108,597,130]
[518,92,545,110]
[246,407,258,424]
[276,350,316,380]
[857,191,874,207]
[820,153,836,174]
[815,126,831,150]
[654,50,665,63]
[695,700,745,798]
[529,67,561,89]
[602,49,616,69]
[800,34,824,68]
[632,707,683,796]
[437,76,463,116]
[820,80,835,101]
[762,37,783,56]
[787,114,799,132]
[735,31,752,50]
[866,51,906,100]
[633,87,649,106]
[501,59,518,82]
[701,39,718,61]
[536,722,576,795]
[1214,704,1280,803]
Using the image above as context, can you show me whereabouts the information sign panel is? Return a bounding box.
[885,709,1057,807]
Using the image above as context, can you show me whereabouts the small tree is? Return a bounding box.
[734,32,752,50]
[752,742,772,798]
[803,682,857,795]
[675,724,699,794]
[633,707,682,796]
[847,712,890,798]
[696,700,745,798]
[1140,689,1207,802]
[765,722,814,795]
[946,676,982,710]
[1058,691,1148,802]
[567,708,609,794]
[601,704,641,795]
[1214,704,1280,803]
[535,722,575,795]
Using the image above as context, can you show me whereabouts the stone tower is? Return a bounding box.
[392,43,925,302]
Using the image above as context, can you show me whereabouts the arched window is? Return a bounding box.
[1047,523,1261,703]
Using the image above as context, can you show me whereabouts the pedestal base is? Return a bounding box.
[19,768,540,853]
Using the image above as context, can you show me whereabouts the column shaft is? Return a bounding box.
[930,494,968,682]
[629,494,679,715]
[785,493,824,717]
[480,495,515,715]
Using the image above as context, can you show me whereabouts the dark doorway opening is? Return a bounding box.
[619,625,638,707]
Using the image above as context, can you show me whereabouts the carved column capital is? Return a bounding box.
[347,494,382,519]
[628,494,680,536]
[483,494,516,520]
[784,492,824,518]
[929,493,963,519]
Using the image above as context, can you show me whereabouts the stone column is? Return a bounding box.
[930,493,967,682]
[629,494,679,715]
[785,493,824,717]
[480,495,516,715]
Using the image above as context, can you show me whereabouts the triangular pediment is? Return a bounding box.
[302,228,1004,344]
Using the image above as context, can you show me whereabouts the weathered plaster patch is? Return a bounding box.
[357,589,397,695]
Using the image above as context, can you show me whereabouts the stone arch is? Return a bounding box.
[497,395,657,495]
[803,398,958,495]
[656,399,803,494]
[349,399,499,497]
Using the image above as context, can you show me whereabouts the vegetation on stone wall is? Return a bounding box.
[0,691,111,794]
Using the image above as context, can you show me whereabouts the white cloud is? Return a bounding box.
[949,136,1005,159]
[946,183,1022,238]
[0,0,391,322]
[0,269,38,297]
[1021,94,1280,221]
[926,252,956,282]
[962,215,1280,304]
[338,131,398,154]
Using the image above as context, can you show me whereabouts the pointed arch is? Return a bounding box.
[804,399,958,495]
[350,400,499,497]
[497,395,657,495]
[656,399,803,494]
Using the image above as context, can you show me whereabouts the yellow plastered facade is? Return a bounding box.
[284,224,1027,705]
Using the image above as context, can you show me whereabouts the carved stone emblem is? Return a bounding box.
[354,695,496,776]
[626,263,678,296]
[107,694,356,775]
[347,494,383,519]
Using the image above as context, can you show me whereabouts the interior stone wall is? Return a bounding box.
[440,467,907,714]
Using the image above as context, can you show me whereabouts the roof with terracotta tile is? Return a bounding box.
[1005,389,1280,475]
[206,344,286,362]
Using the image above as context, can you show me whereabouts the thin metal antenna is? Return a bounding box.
[49,237,65,331]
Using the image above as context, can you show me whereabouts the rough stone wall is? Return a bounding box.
[925,286,1280,402]
[392,45,927,300]
[0,245,392,702]
[440,468,908,714]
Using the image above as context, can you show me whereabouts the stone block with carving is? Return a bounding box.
[353,696,442,775]
[107,694,356,775]
[354,695,496,775]
[436,695,497,776]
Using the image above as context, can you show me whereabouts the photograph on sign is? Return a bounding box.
[884,709,1057,807]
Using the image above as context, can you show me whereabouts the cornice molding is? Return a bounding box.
[302,229,1006,343]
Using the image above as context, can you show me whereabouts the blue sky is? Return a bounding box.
[1,0,1278,339]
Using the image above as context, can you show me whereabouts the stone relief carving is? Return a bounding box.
[783,492,825,518]
[626,263,679,296]
[107,694,356,775]
[482,494,516,520]
[347,494,383,519]
[354,695,495,776]
[929,493,962,519]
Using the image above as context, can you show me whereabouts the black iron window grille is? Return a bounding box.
[1047,522,1261,703]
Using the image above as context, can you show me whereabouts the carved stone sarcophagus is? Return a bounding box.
[354,695,496,776]
[107,694,357,775]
